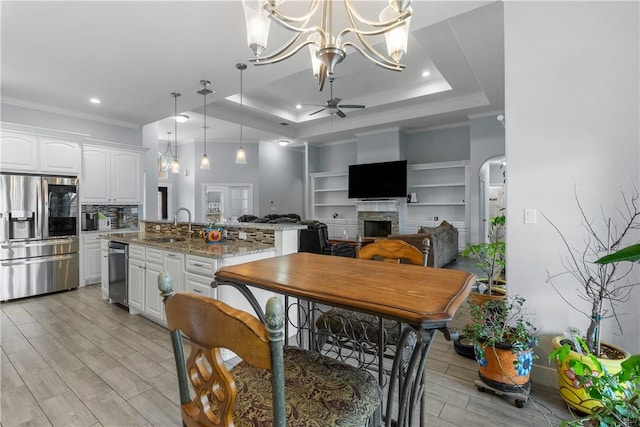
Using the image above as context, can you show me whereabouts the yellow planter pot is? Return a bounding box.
[551,336,631,414]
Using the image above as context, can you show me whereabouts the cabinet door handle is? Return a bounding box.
[166,253,176,258]
[191,289,202,293]
[193,263,204,267]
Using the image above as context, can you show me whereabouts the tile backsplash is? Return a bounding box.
[82,205,139,230]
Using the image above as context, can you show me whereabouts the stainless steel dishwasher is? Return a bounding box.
[108,241,128,307]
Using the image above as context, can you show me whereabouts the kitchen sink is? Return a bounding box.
[145,236,186,243]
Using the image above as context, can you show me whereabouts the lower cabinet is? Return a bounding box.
[82,234,102,285]
[184,272,213,297]
[144,260,165,322]
[128,256,145,313]
[100,239,109,299]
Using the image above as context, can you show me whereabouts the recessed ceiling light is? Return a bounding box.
[421,70,431,78]
[296,104,302,109]
[278,140,290,146]
[89,97,101,104]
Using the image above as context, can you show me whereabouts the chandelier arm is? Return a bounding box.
[343,0,412,28]
[337,17,410,42]
[250,39,318,65]
[265,0,320,25]
[343,42,406,71]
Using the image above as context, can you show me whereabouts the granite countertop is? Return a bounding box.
[105,232,276,259]
[222,222,308,231]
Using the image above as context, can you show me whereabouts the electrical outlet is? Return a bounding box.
[239,231,247,240]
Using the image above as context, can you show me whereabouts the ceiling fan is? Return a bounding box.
[306,79,365,118]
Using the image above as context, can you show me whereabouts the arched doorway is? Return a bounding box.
[479,156,506,243]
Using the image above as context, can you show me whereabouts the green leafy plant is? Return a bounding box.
[462,214,505,295]
[550,337,640,427]
[463,295,538,367]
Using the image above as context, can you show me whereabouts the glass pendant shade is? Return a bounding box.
[171,158,180,174]
[235,147,247,164]
[241,0,271,57]
[200,153,210,170]
[307,33,322,79]
[380,5,412,63]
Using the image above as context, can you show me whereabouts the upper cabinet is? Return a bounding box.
[39,138,81,174]
[81,145,142,204]
[0,131,81,174]
[0,131,42,172]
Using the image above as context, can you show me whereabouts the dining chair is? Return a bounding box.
[158,272,382,427]
[315,239,429,355]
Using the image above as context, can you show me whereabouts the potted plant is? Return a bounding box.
[550,337,640,426]
[463,295,538,401]
[544,188,640,414]
[462,213,507,304]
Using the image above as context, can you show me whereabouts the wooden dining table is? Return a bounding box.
[214,252,476,427]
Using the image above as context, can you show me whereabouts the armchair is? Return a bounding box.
[387,220,458,267]
[298,221,355,257]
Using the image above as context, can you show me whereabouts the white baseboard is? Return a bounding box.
[531,362,558,388]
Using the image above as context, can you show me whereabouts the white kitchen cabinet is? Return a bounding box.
[164,250,184,294]
[144,259,165,323]
[184,272,213,298]
[128,256,145,314]
[100,239,109,299]
[81,145,142,204]
[39,138,81,174]
[0,131,39,172]
[184,254,217,298]
[82,233,103,285]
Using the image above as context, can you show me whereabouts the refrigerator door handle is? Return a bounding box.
[41,178,48,239]
[1,253,76,267]
[0,213,7,244]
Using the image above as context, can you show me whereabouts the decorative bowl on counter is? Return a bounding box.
[201,226,224,244]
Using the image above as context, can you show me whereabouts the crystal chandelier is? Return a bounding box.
[241,0,413,90]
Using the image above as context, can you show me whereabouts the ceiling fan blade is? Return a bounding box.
[339,104,365,109]
[336,109,347,118]
[331,97,342,105]
[301,103,327,107]
[309,107,328,116]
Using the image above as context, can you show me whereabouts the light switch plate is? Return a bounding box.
[524,208,537,224]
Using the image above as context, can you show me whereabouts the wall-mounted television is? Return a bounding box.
[348,160,407,199]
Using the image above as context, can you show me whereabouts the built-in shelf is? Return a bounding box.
[309,161,470,248]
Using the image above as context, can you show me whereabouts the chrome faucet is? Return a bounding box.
[173,208,192,233]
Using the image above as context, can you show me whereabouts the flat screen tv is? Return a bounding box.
[348,160,407,199]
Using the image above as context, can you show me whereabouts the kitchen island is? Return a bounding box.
[104,227,284,330]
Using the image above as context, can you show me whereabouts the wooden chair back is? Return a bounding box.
[359,239,427,266]
[158,273,286,427]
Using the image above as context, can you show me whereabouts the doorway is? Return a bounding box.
[479,156,506,243]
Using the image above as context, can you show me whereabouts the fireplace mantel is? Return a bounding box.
[354,200,400,212]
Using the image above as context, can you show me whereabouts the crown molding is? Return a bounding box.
[2,96,141,129]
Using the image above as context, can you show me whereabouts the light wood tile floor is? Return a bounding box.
[1,264,573,426]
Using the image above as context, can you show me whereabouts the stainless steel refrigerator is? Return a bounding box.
[0,174,80,301]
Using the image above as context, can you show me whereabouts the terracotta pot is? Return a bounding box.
[468,279,507,307]
[475,340,534,392]
[551,336,631,414]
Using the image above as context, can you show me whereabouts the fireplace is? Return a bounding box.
[364,220,392,237]
[356,201,400,237]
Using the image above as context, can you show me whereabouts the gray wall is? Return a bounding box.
[406,126,470,164]
[469,116,506,242]
[259,141,304,216]
[1,102,142,145]
[505,0,640,386]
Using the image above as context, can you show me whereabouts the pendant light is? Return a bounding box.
[235,63,247,165]
[170,92,181,173]
[196,80,213,170]
[161,131,173,172]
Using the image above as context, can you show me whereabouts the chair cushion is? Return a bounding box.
[230,347,381,426]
